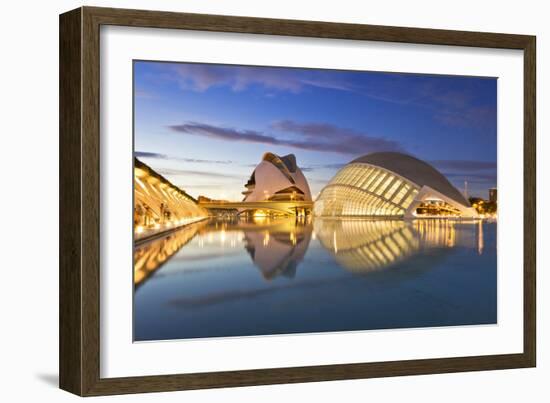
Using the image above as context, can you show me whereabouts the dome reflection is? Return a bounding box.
[314,218,482,273]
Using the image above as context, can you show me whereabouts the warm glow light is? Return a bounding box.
[290,232,296,246]
[478,220,484,255]
[253,215,267,224]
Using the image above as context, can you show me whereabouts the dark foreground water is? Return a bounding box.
[134,217,496,341]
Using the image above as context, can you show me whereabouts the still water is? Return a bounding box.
[134,217,496,341]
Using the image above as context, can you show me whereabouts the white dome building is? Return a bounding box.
[243,152,312,202]
[314,152,478,218]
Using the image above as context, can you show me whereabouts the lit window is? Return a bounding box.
[363,169,380,190]
[385,179,402,200]
[369,172,387,192]
[376,175,395,196]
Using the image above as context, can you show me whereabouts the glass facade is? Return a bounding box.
[314,163,419,217]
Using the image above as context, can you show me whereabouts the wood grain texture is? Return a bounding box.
[59,8,83,396]
[523,38,536,367]
[86,6,532,49]
[59,6,537,396]
[81,6,102,396]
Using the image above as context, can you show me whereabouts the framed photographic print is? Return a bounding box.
[59,6,536,396]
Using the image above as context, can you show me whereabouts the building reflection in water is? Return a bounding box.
[315,219,419,273]
[134,216,485,287]
[197,216,312,280]
[241,217,312,279]
[314,218,485,274]
[134,220,207,287]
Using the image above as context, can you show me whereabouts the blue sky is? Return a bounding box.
[134,61,497,201]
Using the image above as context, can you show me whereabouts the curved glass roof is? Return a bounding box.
[351,152,469,207]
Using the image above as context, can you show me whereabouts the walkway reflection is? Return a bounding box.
[314,218,484,273]
[134,220,207,287]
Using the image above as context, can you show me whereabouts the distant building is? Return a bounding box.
[242,152,312,202]
[314,152,478,218]
[489,188,497,203]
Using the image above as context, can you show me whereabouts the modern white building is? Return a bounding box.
[243,152,312,202]
[314,152,478,218]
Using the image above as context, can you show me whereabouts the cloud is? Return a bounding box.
[413,81,497,129]
[433,105,496,128]
[168,123,280,144]
[308,177,335,184]
[430,160,497,172]
[444,172,497,184]
[169,64,429,104]
[272,120,404,154]
[169,63,356,94]
[300,163,346,172]
[168,120,403,155]
[357,76,497,128]
[144,63,497,133]
[319,163,347,169]
[299,78,356,92]
[430,159,497,189]
[135,151,166,159]
[134,89,156,99]
[156,167,243,180]
[144,62,497,131]
[135,151,233,165]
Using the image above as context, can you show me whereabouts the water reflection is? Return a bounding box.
[134,219,207,287]
[242,220,312,279]
[134,217,486,286]
[315,219,419,273]
[134,217,496,340]
[314,218,483,274]
[197,217,312,280]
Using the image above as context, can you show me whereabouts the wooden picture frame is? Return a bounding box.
[59,6,536,396]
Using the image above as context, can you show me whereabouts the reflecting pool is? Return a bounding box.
[134,217,496,341]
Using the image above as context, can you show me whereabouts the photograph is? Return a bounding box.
[132,61,498,342]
